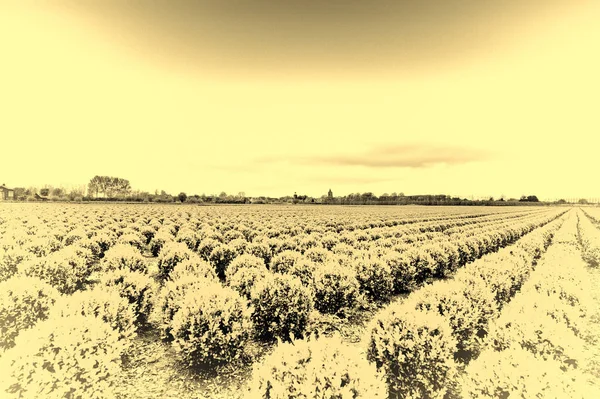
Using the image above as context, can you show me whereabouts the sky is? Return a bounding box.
[1,0,599,200]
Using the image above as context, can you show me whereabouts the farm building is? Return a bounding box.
[0,184,15,201]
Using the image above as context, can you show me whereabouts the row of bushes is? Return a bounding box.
[362,210,566,398]
[461,213,599,397]
[227,209,569,399]
[0,266,160,398]
[577,210,600,267]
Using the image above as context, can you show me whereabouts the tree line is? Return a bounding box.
[6,176,573,205]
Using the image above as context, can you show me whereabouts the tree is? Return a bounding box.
[557,199,567,204]
[13,187,26,201]
[88,176,131,198]
[578,198,589,204]
[178,192,187,203]
[40,188,50,197]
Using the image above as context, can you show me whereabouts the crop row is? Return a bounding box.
[460,211,600,397]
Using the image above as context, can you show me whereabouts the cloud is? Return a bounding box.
[259,144,489,169]
[309,175,393,185]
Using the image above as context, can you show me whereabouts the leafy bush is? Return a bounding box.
[403,248,436,283]
[139,224,156,244]
[116,232,146,251]
[91,229,117,256]
[169,257,218,282]
[0,276,59,351]
[407,278,498,363]
[366,306,458,399]
[227,238,248,255]
[250,273,313,341]
[0,314,126,399]
[149,230,174,257]
[285,258,317,287]
[250,335,387,399]
[246,241,272,265]
[460,345,592,399]
[170,282,252,367]
[157,241,196,280]
[53,286,137,343]
[225,254,266,281]
[175,227,200,251]
[20,246,92,294]
[63,228,88,246]
[100,268,158,325]
[269,250,302,273]
[208,244,237,279]
[311,261,360,315]
[23,235,62,257]
[102,243,149,273]
[382,251,417,293]
[229,266,269,300]
[304,247,330,263]
[154,274,213,340]
[0,248,32,282]
[353,256,394,302]
[197,238,221,260]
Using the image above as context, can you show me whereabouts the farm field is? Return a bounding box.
[1,203,599,398]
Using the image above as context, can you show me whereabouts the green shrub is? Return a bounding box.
[149,230,174,257]
[250,273,313,341]
[100,268,157,325]
[225,254,266,282]
[285,258,317,287]
[197,238,220,260]
[382,251,417,293]
[331,242,355,257]
[170,283,252,367]
[229,266,269,300]
[75,238,103,265]
[320,234,340,251]
[175,227,200,251]
[23,236,63,257]
[407,279,497,363]
[0,314,126,399]
[489,300,586,369]
[228,238,248,255]
[116,232,146,251]
[53,286,137,343]
[102,243,149,273]
[208,244,237,279]
[157,241,195,280]
[246,241,272,265]
[91,229,117,257]
[353,256,393,302]
[269,250,302,273]
[0,276,60,351]
[154,274,212,340]
[63,228,88,246]
[460,345,592,399]
[366,306,458,399]
[20,246,92,294]
[250,335,387,399]
[0,248,32,282]
[311,261,360,315]
[169,257,218,282]
[304,247,330,263]
[139,224,156,245]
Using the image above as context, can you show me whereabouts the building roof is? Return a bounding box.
[0,185,14,191]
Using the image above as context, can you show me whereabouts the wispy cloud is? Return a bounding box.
[256,144,489,169]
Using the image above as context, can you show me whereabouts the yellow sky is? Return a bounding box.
[1,1,599,200]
